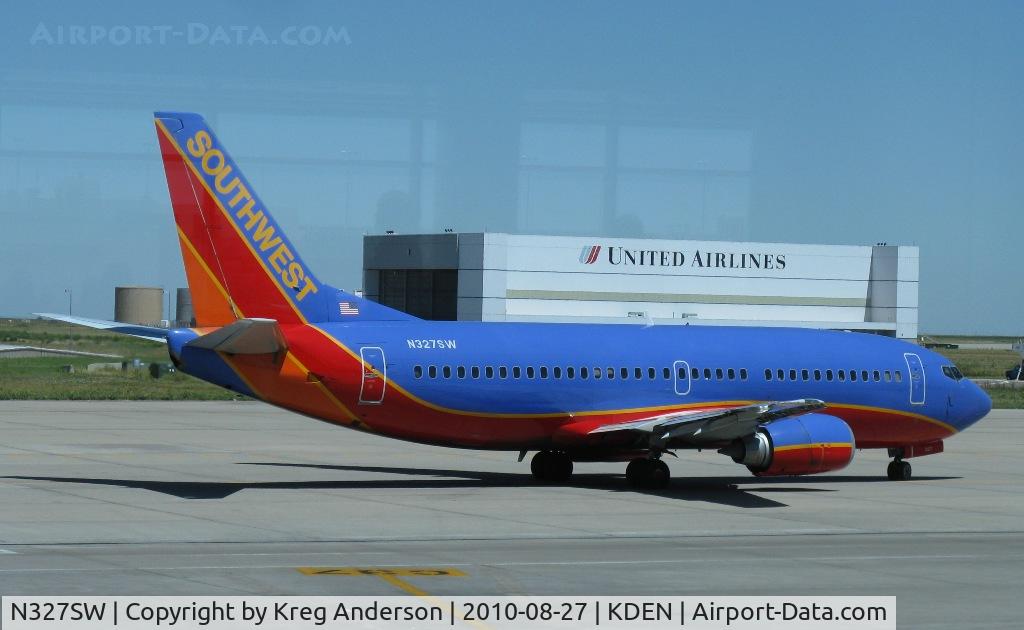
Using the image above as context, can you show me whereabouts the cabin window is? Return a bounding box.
[678,366,687,379]
[661,367,669,379]
[485,366,494,378]
[553,366,562,378]
[512,366,521,379]
[800,369,807,381]
[428,366,437,378]
[648,367,656,379]
[540,366,548,378]
[567,366,575,379]
[942,365,964,380]
[765,368,772,381]
[884,370,891,382]
[526,366,535,379]
[814,369,822,381]
[777,369,785,380]
[593,367,601,380]
[838,370,846,381]
[443,366,452,379]
[499,366,508,379]
[608,367,615,379]
[581,367,590,379]
[472,366,480,379]
[703,367,712,380]
[727,368,735,380]
[789,369,797,381]
[873,370,880,382]
[620,367,629,379]
[716,368,724,380]
[634,367,643,379]
[826,369,834,381]
[861,370,869,382]
[414,365,423,378]
[691,367,700,380]
[895,371,903,383]
[457,366,466,378]
[739,368,748,380]
[850,370,857,382]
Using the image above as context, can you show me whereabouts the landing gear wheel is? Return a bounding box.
[530,451,573,483]
[625,458,670,490]
[887,460,912,481]
[626,458,648,487]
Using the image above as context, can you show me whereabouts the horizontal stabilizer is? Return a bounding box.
[35,313,168,343]
[185,318,286,356]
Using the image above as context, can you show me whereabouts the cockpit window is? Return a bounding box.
[942,365,964,381]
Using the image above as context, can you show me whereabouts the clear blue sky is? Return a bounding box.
[1,1,1021,334]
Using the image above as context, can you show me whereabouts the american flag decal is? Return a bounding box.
[339,301,360,316]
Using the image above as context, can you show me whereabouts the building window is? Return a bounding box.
[414,365,423,378]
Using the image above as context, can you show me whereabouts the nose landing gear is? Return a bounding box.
[886,458,912,481]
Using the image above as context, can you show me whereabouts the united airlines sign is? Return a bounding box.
[580,245,786,270]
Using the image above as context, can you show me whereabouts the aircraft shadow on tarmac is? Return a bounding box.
[3,464,958,509]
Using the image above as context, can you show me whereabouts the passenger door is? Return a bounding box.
[903,352,926,406]
[359,346,387,404]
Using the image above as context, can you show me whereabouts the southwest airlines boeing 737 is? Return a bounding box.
[40,112,992,489]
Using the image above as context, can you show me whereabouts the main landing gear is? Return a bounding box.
[887,458,912,481]
[530,450,573,483]
[626,457,671,490]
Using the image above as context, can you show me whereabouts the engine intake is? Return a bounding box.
[720,413,855,476]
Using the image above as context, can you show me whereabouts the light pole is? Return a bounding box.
[63,288,72,345]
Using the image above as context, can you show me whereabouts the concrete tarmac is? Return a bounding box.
[1,401,1022,628]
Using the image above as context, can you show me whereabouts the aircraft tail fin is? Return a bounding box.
[154,111,415,326]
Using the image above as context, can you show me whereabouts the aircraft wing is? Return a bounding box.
[35,313,168,343]
[588,398,826,448]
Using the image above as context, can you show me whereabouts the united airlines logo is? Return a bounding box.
[579,245,601,265]
[576,243,787,270]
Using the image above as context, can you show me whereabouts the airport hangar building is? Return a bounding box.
[362,234,919,340]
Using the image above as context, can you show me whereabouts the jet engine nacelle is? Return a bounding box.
[722,413,855,476]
